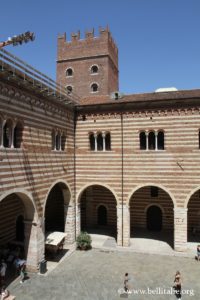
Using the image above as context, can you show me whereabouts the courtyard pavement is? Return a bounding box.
[8,247,199,300]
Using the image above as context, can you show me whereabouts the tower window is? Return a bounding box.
[66,86,73,94]
[66,68,73,77]
[91,83,99,93]
[89,133,95,151]
[91,65,98,74]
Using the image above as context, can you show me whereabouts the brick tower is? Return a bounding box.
[56,26,119,98]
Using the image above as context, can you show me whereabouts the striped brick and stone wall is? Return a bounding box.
[0,81,75,270]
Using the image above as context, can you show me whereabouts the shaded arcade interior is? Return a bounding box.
[44,182,70,261]
[80,185,117,239]
[0,193,34,285]
[187,190,200,243]
[130,186,174,248]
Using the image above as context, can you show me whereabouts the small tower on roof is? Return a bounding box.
[56,26,119,98]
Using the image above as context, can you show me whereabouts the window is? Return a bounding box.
[66,86,73,94]
[3,120,12,148]
[61,134,66,151]
[91,83,98,93]
[89,133,95,151]
[89,131,111,151]
[97,133,103,151]
[140,132,146,150]
[52,130,56,150]
[13,122,23,148]
[66,68,73,77]
[199,130,200,149]
[157,131,164,150]
[56,133,61,151]
[148,131,155,150]
[139,130,164,151]
[91,65,98,74]
[105,132,111,150]
[151,186,158,197]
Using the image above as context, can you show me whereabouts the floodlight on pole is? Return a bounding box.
[0,31,35,49]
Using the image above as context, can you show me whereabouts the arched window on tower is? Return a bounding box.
[157,130,164,150]
[97,133,103,151]
[3,120,12,148]
[66,68,73,77]
[66,86,73,94]
[148,131,155,150]
[13,122,23,148]
[91,83,98,93]
[89,133,95,151]
[91,65,98,74]
[140,131,146,150]
[105,132,111,151]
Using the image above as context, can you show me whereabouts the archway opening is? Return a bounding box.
[44,182,71,260]
[0,192,35,280]
[130,186,174,248]
[187,190,200,243]
[45,183,67,232]
[80,185,117,239]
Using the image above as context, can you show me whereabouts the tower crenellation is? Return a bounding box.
[56,27,119,98]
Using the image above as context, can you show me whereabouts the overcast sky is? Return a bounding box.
[1,0,200,94]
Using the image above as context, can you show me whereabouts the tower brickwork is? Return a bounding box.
[56,27,119,98]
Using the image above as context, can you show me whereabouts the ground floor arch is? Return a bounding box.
[187,189,200,243]
[44,181,74,257]
[79,185,117,239]
[129,185,174,248]
[0,191,41,272]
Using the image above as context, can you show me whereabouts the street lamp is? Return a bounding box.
[0,31,35,49]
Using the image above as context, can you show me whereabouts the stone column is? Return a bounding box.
[155,131,158,151]
[24,219,45,272]
[76,203,81,237]
[64,202,76,244]
[174,207,188,252]
[94,133,97,151]
[145,131,148,150]
[102,132,106,151]
[117,204,123,246]
[0,120,6,148]
[122,204,130,247]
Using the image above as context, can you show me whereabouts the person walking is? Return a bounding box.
[173,271,182,299]
[124,273,130,293]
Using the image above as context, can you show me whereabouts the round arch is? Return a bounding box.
[185,186,200,208]
[43,179,72,218]
[127,183,176,207]
[77,182,119,205]
[0,188,37,221]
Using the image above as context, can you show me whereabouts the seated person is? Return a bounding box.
[197,245,200,261]
[0,286,9,300]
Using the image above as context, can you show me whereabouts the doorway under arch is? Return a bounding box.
[97,205,107,226]
[146,205,162,231]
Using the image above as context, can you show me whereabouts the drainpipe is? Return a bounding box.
[121,113,124,246]
[73,108,77,242]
